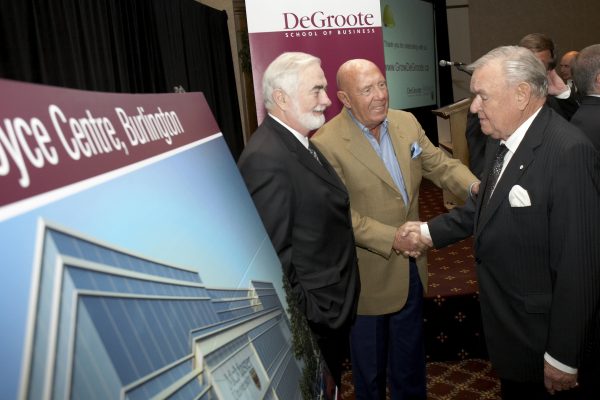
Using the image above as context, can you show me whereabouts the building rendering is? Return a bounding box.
[20,221,302,399]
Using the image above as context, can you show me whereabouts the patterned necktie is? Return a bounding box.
[308,142,322,166]
[482,144,508,204]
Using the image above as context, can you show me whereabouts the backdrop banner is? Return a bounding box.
[246,0,385,124]
[0,79,302,399]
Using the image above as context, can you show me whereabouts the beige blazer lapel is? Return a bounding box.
[340,113,402,196]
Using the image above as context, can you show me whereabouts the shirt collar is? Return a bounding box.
[502,106,542,154]
[347,109,389,137]
[269,113,309,149]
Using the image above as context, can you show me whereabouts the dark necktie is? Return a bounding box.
[482,144,508,205]
[308,142,322,166]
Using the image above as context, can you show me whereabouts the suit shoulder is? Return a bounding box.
[387,109,422,133]
[547,111,593,148]
[313,112,346,144]
[238,124,288,167]
[387,108,414,119]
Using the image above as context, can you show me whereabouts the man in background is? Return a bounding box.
[312,59,477,399]
[411,46,600,399]
[559,50,579,84]
[519,33,579,120]
[571,44,600,150]
[238,52,360,389]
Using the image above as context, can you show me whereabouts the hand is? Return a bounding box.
[393,228,422,258]
[470,181,480,197]
[402,221,433,248]
[393,221,431,257]
[547,69,569,96]
[543,360,578,395]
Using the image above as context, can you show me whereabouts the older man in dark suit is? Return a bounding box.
[237,52,360,388]
[571,44,600,151]
[406,46,600,399]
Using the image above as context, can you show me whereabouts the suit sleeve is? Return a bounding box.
[349,209,397,257]
[546,93,579,121]
[428,195,476,248]
[546,141,600,367]
[238,151,294,269]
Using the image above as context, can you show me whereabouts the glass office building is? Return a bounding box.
[21,221,302,399]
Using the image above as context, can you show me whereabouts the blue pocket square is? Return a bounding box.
[410,142,422,159]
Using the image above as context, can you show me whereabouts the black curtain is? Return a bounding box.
[0,0,244,159]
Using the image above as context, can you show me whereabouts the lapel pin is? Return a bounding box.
[519,165,523,170]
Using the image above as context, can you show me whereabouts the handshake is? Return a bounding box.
[393,221,432,258]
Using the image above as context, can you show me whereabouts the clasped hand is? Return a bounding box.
[544,360,578,395]
[393,221,433,258]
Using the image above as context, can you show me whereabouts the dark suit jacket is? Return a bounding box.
[571,95,600,151]
[238,116,360,331]
[465,111,487,179]
[428,106,600,382]
[546,89,579,121]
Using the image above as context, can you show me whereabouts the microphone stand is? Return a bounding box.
[454,64,472,76]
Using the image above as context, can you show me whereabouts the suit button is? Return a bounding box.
[475,257,482,264]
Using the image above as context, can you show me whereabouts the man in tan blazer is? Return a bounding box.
[312,59,477,399]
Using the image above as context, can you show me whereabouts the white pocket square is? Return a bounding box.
[508,185,531,207]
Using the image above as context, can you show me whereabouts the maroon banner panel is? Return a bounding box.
[249,28,385,124]
[0,79,221,208]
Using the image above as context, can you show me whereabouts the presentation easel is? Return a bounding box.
[432,97,472,209]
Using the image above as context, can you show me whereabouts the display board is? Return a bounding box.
[0,79,301,399]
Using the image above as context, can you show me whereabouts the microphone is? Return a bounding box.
[439,60,466,67]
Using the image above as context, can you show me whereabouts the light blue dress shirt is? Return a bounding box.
[348,110,409,205]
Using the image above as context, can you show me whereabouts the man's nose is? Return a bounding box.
[374,85,387,99]
[470,96,481,113]
[320,91,332,106]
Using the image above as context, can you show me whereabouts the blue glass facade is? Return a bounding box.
[22,223,302,399]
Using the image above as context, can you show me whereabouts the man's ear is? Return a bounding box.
[516,82,532,110]
[273,88,288,110]
[337,90,351,108]
[594,72,600,92]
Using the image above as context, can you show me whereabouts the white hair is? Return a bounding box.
[262,52,321,112]
[468,45,548,98]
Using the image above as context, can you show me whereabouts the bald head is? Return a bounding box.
[335,59,388,131]
[336,59,380,91]
[559,50,579,81]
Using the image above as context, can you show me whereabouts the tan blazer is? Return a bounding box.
[312,109,476,315]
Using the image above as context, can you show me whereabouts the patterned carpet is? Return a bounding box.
[339,179,501,399]
[420,180,488,363]
[426,359,500,400]
[340,359,500,400]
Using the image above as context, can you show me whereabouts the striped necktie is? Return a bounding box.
[482,144,508,204]
[308,142,322,166]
